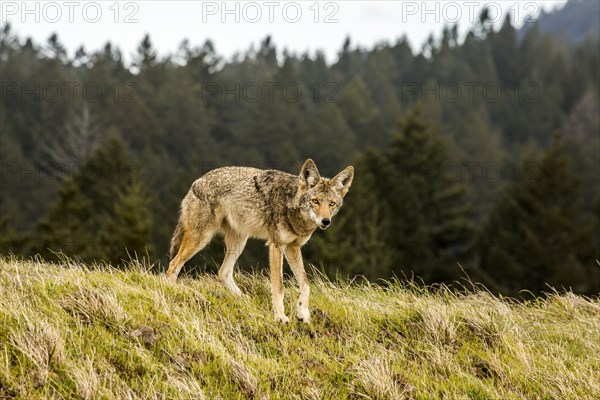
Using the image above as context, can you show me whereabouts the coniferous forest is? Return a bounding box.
[1,4,599,297]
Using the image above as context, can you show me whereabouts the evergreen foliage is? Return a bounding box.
[0,3,598,294]
[314,109,475,283]
[480,135,598,295]
[98,181,154,265]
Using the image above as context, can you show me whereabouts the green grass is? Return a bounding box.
[1,257,598,399]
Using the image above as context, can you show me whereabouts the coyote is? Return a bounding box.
[166,159,354,323]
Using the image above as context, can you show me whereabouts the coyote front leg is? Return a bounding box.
[269,243,289,323]
[285,245,310,323]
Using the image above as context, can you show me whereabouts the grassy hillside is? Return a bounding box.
[0,257,598,399]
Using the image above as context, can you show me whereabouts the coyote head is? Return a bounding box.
[298,159,354,230]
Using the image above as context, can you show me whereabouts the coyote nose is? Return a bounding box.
[322,218,331,226]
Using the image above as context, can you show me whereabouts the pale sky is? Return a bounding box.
[2,1,568,64]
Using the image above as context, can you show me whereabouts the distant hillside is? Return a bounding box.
[1,258,599,399]
[521,0,600,44]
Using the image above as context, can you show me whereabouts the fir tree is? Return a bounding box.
[384,108,475,281]
[36,179,93,260]
[74,133,135,221]
[315,108,475,283]
[490,13,519,87]
[480,134,598,295]
[35,133,149,264]
[0,216,27,255]
[99,181,154,265]
[309,150,395,279]
[135,34,157,69]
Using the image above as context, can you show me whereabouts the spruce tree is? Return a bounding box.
[315,108,475,283]
[98,181,154,265]
[0,216,27,255]
[36,179,93,260]
[135,34,157,69]
[35,133,148,264]
[384,108,475,281]
[74,134,134,221]
[309,150,396,280]
[490,13,519,87]
[480,134,597,295]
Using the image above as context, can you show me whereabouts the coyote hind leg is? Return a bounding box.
[218,224,248,295]
[166,228,213,282]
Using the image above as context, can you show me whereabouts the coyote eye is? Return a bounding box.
[329,201,336,207]
[311,198,319,205]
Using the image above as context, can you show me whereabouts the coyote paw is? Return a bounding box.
[274,314,290,324]
[296,308,311,324]
[166,274,178,283]
[227,283,242,296]
[219,276,242,296]
[296,300,310,323]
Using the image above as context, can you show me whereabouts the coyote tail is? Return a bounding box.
[169,221,184,260]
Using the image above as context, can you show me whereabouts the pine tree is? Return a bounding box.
[334,37,364,84]
[315,108,475,283]
[135,34,157,69]
[307,102,357,169]
[0,216,27,255]
[36,179,93,260]
[337,76,391,149]
[35,133,146,264]
[45,33,67,63]
[98,181,154,265]
[384,108,475,281]
[562,90,600,213]
[479,134,597,295]
[448,106,508,220]
[490,13,519,87]
[75,134,134,220]
[308,150,395,279]
[592,198,600,269]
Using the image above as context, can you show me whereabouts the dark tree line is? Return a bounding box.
[1,9,599,295]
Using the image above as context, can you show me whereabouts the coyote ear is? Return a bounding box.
[333,166,354,197]
[299,159,320,188]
